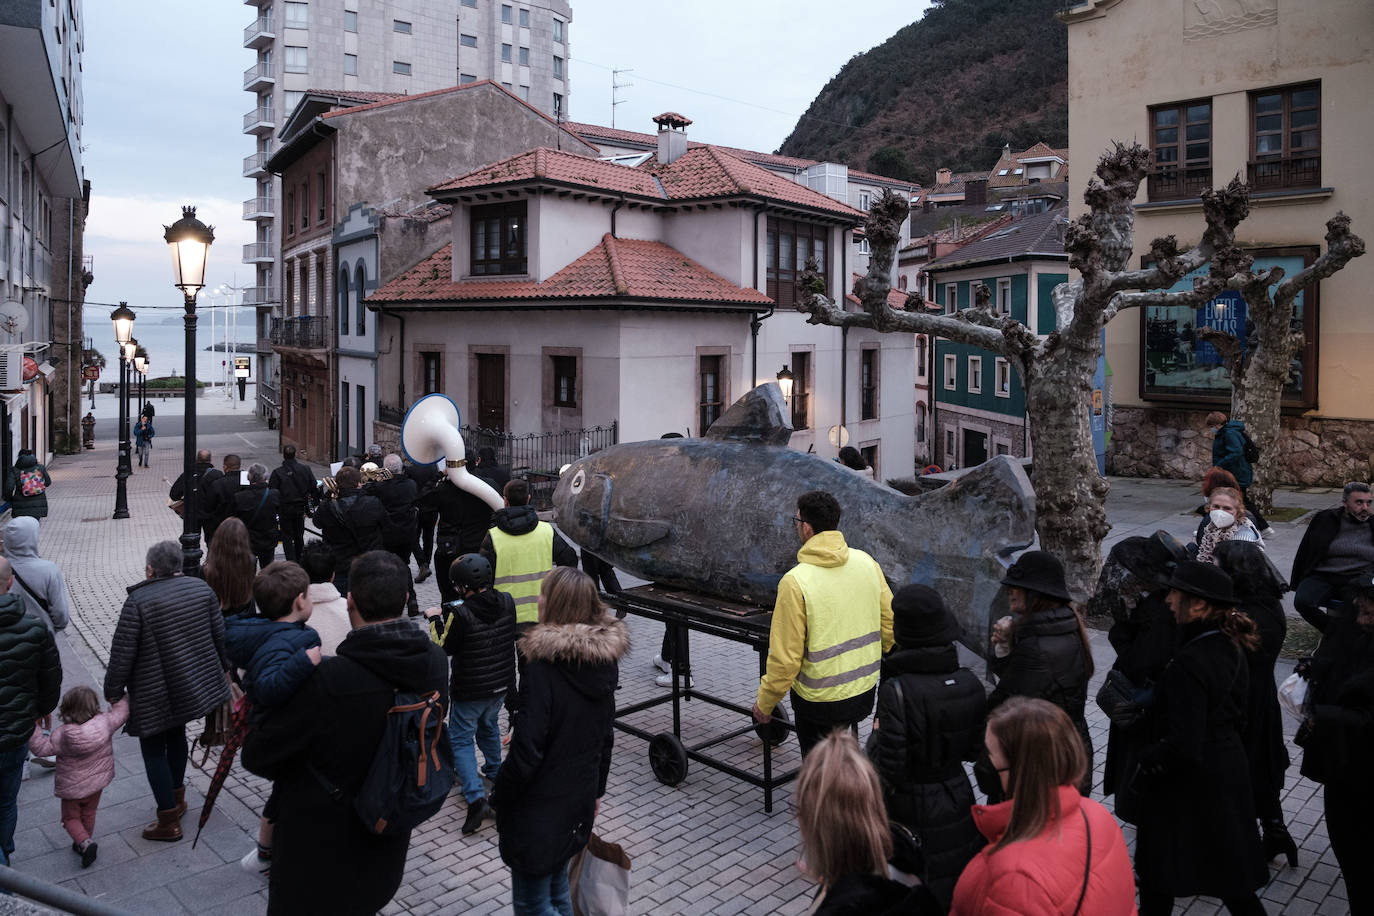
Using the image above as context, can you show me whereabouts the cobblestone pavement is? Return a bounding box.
[5,391,1353,914]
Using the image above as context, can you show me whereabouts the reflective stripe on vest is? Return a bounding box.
[491,522,555,624]
[790,552,884,703]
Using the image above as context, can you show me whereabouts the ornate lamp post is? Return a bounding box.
[164,206,215,576]
[141,358,150,416]
[775,365,794,402]
[134,354,146,417]
[110,304,135,519]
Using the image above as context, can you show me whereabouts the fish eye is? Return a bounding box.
[570,469,585,494]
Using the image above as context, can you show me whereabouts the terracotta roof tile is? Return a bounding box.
[368,235,772,308]
[429,147,664,197]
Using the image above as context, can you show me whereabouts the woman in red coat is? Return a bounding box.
[950,697,1137,916]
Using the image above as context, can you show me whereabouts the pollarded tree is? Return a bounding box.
[1195,212,1365,511]
[798,142,1252,601]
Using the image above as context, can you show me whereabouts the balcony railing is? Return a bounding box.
[256,337,274,354]
[377,402,406,425]
[1146,165,1212,202]
[243,285,276,307]
[270,315,327,349]
[242,242,274,262]
[243,107,274,133]
[1248,155,1321,193]
[243,196,275,220]
[243,61,275,91]
[463,423,620,510]
[243,151,269,177]
[244,15,274,47]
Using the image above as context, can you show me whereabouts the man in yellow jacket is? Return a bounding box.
[752,490,894,755]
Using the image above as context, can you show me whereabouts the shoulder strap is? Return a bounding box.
[1072,807,1091,916]
[9,568,50,614]
[248,488,271,525]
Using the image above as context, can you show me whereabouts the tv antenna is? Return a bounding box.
[611,69,633,128]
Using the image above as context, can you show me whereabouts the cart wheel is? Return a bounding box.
[649,733,688,786]
[754,706,790,748]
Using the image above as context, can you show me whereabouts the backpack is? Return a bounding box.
[312,689,454,836]
[17,467,45,497]
[1240,428,1261,464]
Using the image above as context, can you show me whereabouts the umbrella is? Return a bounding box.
[192,694,253,849]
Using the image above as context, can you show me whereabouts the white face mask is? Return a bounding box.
[1210,509,1237,528]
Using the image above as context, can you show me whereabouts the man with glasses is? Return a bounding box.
[752,490,893,755]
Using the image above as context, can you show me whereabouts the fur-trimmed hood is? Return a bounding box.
[521,617,629,666]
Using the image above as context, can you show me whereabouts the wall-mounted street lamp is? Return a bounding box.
[776,365,794,402]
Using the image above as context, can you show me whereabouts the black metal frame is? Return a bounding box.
[604,585,799,813]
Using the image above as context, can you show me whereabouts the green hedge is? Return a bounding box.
[146,376,207,390]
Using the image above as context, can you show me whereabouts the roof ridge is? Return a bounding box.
[702,146,750,195]
[601,234,628,296]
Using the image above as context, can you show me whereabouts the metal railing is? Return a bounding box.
[243,106,274,132]
[243,61,275,90]
[242,242,273,262]
[243,151,269,176]
[378,402,405,425]
[243,196,274,219]
[270,315,327,349]
[244,15,273,45]
[1248,155,1321,192]
[242,284,275,307]
[462,422,618,509]
[1146,165,1212,202]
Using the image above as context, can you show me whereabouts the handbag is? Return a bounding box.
[568,832,631,916]
[1095,669,1155,727]
[168,498,185,517]
[1278,670,1310,718]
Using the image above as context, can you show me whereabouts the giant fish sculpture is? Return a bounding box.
[552,383,1036,651]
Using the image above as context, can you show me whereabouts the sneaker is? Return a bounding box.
[1261,527,1277,538]
[652,655,672,674]
[80,842,98,869]
[240,846,271,880]
[415,565,432,583]
[655,673,695,688]
[462,798,491,835]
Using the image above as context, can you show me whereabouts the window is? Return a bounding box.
[1148,100,1211,200]
[996,358,1011,397]
[519,85,530,101]
[553,93,563,116]
[421,352,441,395]
[338,268,350,336]
[393,19,411,34]
[553,18,563,42]
[1249,83,1321,190]
[944,283,958,315]
[898,275,908,291]
[344,10,357,31]
[967,356,983,394]
[501,4,512,23]
[858,237,871,255]
[461,0,477,7]
[519,8,530,27]
[394,61,411,75]
[552,356,577,407]
[944,354,957,390]
[946,429,956,463]
[283,89,304,113]
[553,56,564,80]
[861,348,878,420]
[461,73,477,84]
[317,171,327,223]
[461,33,478,48]
[285,190,296,235]
[699,355,724,434]
[518,46,529,66]
[766,217,829,310]
[356,385,366,454]
[284,45,307,73]
[790,351,810,430]
[300,182,310,228]
[916,336,927,377]
[501,43,512,62]
[356,265,367,335]
[859,191,871,211]
[861,446,878,477]
[502,81,512,89]
[284,2,308,28]
[996,278,1012,316]
[344,53,357,75]
[917,404,926,443]
[470,201,527,275]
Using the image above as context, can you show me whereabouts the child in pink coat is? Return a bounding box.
[29,687,129,868]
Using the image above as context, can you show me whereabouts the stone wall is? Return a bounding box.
[1109,405,1374,486]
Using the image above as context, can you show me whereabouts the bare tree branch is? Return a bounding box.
[1275,211,1367,308]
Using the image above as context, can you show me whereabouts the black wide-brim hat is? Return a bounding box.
[1000,550,1072,602]
[1165,559,1237,607]
[892,584,962,647]
[1108,530,1188,586]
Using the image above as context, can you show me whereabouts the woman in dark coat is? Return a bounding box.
[493,567,628,916]
[1133,560,1268,916]
[1297,571,1374,914]
[1215,539,1297,867]
[987,551,1094,797]
[868,584,985,909]
[4,449,50,519]
[233,463,281,569]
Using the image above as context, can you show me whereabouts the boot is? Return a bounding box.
[142,808,183,842]
[416,565,431,584]
[1262,819,1298,868]
[173,785,187,818]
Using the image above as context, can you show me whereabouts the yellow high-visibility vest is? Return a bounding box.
[490,522,555,624]
[790,555,884,703]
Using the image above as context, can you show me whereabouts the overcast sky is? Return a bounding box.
[80,0,928,333]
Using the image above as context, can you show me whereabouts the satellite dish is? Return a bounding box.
[0,300,29,336]
[828,424,850,448]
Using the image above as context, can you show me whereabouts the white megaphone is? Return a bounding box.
[400,394,503,511]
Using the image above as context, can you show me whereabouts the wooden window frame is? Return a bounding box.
[967,355,982,394]
[420,351,441,396]
[860,346,879,421]
[697,348,729,436]
[551,354,577,408]
[943,353,957,390]
[470,201,528,276]
[1147,99,1212,201]
[1248,82,1321,191]
[995,357,1011,398]
[766,217,830,311]
[790,349,812,431]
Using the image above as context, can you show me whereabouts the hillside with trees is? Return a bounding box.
[778,0,1068,184]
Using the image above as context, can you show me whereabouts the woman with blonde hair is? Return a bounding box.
[950,698,1136,915]
[1193,486,1262,563]
[202,517,256,616]
[797,730,937,915]
[494,567,628,915]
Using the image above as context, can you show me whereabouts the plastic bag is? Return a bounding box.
[1278,671,1309,718]
[569,833,631,916]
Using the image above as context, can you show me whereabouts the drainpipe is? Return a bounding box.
[610,194,625,238]
[749,204,768,386]
[840,325,848,435]
[66,197,74,452]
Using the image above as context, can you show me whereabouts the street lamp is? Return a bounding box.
[110,304,136,519]
[141,357,150,418]
[134,355,146,417]
[165,205,215,576]
[776,365,794,402]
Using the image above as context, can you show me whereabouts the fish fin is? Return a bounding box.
[703,384,793,445]
[605,516,671,548]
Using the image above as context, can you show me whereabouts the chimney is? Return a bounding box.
[653,111,692,165]
[936,167,952,185]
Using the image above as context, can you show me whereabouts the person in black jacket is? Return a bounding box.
[315,466,387,598]
[242,550,448,916]
[1297,570,1374,914]
[425,553,516,836]
[1292,482,1374,627]
[4,449,51,520]
[201,454,244,546]
[405,461,442,582]
[369,455,418,566]
[0,556,61,866]
[1215,539,1297,868]
[1133,561,1268,916]
[493,567,627,915]
[233,463,281,569]
[170,449,224,547]
[986,550,1094,797]
[419,467,501,604]
[269,445,319,563]
[867,584,985,909]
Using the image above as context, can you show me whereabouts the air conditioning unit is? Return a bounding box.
[0,345,25,391]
